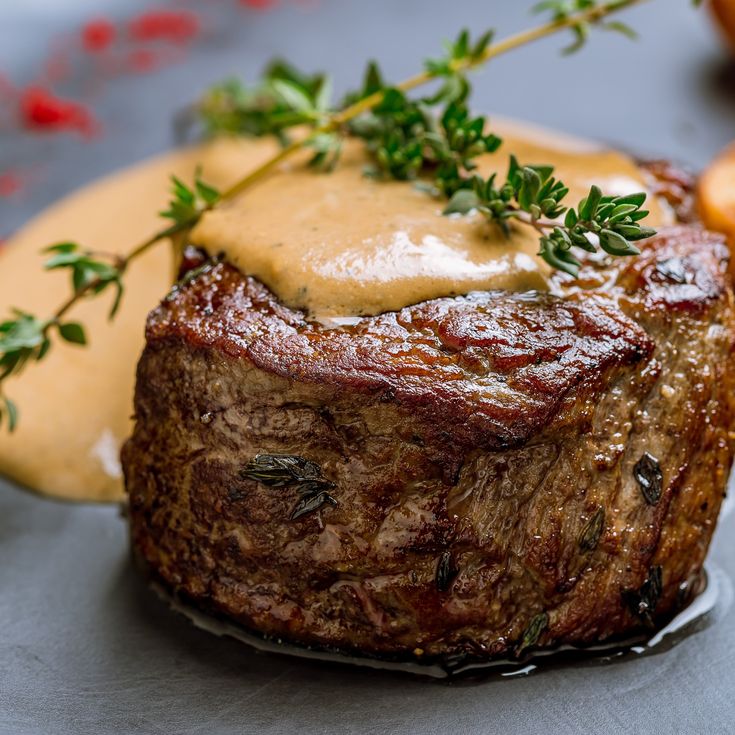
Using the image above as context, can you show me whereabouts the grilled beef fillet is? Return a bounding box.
[123,165,735,666]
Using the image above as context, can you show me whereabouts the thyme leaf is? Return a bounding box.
[58,322,87,345]
[623,565,663,627]
[0,395,17,432]
[579,506,606,552]
[517,612,550,656]
[633,452,663,505]
[241,454,338,521]
[533,1,638,54]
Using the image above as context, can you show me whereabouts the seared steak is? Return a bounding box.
[123,166,735,668]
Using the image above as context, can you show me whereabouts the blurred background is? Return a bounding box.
[0,0,734,241]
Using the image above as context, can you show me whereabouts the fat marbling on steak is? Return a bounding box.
[123,164,735,668]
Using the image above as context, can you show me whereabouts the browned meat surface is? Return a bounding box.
[123,213,735,668]
[640,160,698,224]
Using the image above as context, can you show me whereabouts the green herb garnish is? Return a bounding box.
[0,174,220,431]
[198,60,332,143]
[444,164,654,276]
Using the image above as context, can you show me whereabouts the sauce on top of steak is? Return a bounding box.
[192,120,670,318]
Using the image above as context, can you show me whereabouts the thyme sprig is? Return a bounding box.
[534,0,638,54]
[0,0,662,431]
[444,157,654,275]
[213,0,658,202]
[344,63,502,189]
[198,60,332,143]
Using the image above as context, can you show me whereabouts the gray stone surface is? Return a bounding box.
[2,1,735,733]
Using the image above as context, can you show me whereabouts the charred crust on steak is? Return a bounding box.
[613,227,730,314]
[145,264,659,453]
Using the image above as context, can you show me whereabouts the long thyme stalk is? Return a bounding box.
[223,0,652,199]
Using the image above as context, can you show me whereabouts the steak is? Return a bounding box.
[123,165,735,669]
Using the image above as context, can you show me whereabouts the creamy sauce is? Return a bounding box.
[193,123,668,317]
[0,122,669,501]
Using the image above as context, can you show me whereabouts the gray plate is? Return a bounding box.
[3,1,735,733]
